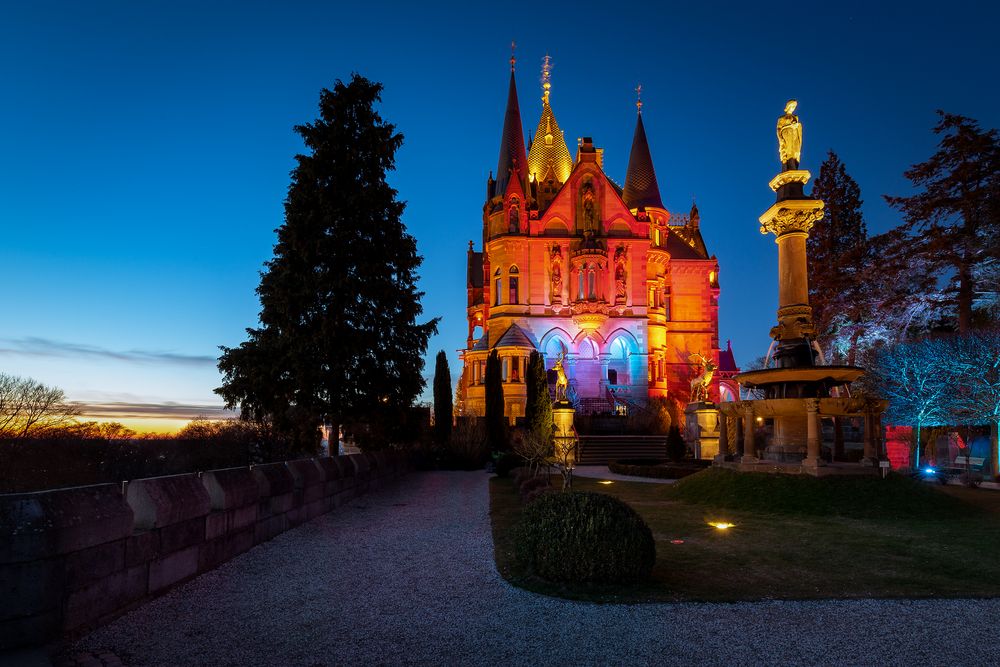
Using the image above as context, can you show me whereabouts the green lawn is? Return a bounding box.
[489,469,1000,602]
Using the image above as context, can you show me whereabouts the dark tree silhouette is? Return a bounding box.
[433,350,453,445]
[217,75,438,451]
[885,112,1000,333]
[524,351,553,447]
[484,349,507,453]
[808,151,869,363]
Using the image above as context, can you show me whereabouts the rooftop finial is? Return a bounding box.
[541,54,552,102]
[510,41,516,71]
[635,84,643,114]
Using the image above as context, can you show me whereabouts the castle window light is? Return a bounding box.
[502,357,509,382]
[509,276,519,304]
[511,357,521,383]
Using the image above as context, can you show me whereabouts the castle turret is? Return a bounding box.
[492,57,529,200]
[622,94,664,212]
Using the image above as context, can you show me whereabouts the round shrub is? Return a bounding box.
[518,475,550,499]
[514,491,655,584]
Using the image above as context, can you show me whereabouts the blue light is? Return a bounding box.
[925,467,935,474]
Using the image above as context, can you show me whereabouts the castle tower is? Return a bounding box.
[527,55,573,211]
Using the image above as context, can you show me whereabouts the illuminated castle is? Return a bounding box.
[458,56,736,420]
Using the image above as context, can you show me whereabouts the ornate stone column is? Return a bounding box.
[802,399,824,468]
[861,406,875,466]
[742,405,757,463]
[715,413,731,464]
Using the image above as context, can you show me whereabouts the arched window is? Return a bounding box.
[577,270,585,301]
[587,265,596,299]
[494,267,502,306]
[508,266,519,305]
[607,368,618,384]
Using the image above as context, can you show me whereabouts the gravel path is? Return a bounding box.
[74,471,1000,666]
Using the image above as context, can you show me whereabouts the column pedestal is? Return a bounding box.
[552,403,577,470]
[801,399,824,468]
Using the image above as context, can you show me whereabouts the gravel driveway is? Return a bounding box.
[73,471,1000,666]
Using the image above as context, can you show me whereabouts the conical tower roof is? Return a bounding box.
[495,66,529,197]
[527,56,573,184]
[622,105,664,210]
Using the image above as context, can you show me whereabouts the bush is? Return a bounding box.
[514,491,655,584]
[523,485,553,504]
[667,424,687,462]
[608,460,706,480]
[494,452,521,478]
[518,475,550,500]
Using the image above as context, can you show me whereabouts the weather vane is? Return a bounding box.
[635,84,643,113]
[510,40,516,70]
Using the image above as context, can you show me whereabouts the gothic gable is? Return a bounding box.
[532,160,643,238]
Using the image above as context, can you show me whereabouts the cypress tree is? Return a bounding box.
[216,75,439,451]
[432,350,453,445]
[485,349,507,452]
[524,351,553,447]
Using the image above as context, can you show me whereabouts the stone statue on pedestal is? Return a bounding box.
[776,99,802,170]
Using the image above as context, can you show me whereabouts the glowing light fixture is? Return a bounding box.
[709,521,735,530]
[598,480,614,485]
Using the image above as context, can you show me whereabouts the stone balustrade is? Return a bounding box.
[0,451,408,651]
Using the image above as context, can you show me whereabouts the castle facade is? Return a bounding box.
[458,58,736,420]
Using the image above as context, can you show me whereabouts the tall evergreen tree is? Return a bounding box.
[484,349,507,452]
[524,351,553,447]
[217,75,438,451]
[885,112,1000,333]
[432,350,453,445]
[808,151,869,363]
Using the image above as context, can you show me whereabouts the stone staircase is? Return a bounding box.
[577,435,669,465]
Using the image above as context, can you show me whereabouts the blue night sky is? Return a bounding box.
[1,1,998,430]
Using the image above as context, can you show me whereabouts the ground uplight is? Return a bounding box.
[598,480,614,485]
[708,521,735,530]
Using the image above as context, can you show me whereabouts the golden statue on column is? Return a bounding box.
[776,99,802,170]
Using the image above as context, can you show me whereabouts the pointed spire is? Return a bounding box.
[623,90,664,211]
[494,53,529,198]
[527,54,573,185]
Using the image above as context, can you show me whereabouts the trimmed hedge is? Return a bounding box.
[514,491,655,584]
[608,459,707,480]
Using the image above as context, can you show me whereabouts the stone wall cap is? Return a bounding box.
[126,473,211,531]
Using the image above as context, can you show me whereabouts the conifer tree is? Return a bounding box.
[432,350,453,445]
[217,76,439,451]
[484,349,507,452]
[885,112,1000,333]
[808,151,869,362]
[524,351,553,448]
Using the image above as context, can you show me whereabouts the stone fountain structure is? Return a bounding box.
[715,100,887,475]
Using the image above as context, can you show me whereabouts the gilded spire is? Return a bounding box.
[623,97,664,211]
[494,56,528,197]
[527,54,573,185]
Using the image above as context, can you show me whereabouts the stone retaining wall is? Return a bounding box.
[0,451,408,650]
